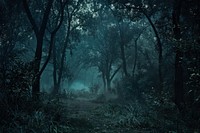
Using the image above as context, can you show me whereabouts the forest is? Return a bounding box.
[0,0,200,132]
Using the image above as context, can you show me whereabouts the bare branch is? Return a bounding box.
[39,0,54,36]
[110,65,122,81]
[39,0,67,76]
[22,0,39,35]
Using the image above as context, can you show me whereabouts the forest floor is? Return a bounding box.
[58,96,153,133]
[0,92,182,132]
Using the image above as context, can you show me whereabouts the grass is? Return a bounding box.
[0,91,196,132]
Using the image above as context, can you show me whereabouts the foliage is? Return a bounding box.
[0,0,200,132]
[0,93,73,133]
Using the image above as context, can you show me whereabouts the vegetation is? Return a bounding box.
[0,0,200,132]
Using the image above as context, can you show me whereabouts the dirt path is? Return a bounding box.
[60,97,150,133]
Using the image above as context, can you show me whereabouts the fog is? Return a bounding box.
[69,81,89,91]
[1,0,199,132]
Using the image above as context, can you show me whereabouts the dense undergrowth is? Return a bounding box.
[0,87,199,133]
[0,92,66,133]
[0,69,199,133]
[94,96,190,132]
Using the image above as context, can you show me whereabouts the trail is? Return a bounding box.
[60,97,150,133]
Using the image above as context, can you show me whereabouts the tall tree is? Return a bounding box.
[106,0,164,91]
[85,25,121,92]
[40,0,67,77]
[172,0,184,111]
[52,0,89,93]
[23,0,54,99]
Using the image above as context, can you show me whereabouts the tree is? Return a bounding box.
[39,0,67,79]
[106,0,164,94]
[84,24,121,92]
[52,0,91,93]
[23,0,55,99]
[117,21,134,77]
[172,0,200,130]
[172,0,184,111]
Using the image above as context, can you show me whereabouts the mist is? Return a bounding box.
[1,0,200,132]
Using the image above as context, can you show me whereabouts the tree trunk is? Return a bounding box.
[51,4,66,94]
[132,34,140,79]
[131,35,139,98]
[120,41,128,77]
[32,36,43,99]
[142,10,163,92]
[118,24,128,77]
[106,65,121,93]
[23,0,54,99]
[32,76,40,100]
[57,31,70,92]
[53,39,59,94]
[124,5,163,91]
[174,48,184,110]
[106,78,111,92]
[172,0,184,110]
[102,72,106,93]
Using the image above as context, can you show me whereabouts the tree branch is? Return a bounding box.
[110,65,121,81]
[39,0,66,76]
[39,0,54,36]
[22,0,39,35]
